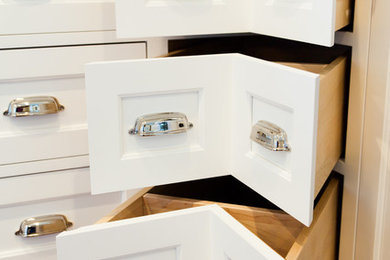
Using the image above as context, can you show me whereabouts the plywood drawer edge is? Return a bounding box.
[96,177,340,259]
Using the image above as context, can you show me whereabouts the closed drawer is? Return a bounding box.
[0,0,114,36]
[0,168,123,260]
[0,42,146,178]
[116,0,352,46]
[56,175,341,260]
[83,35,349,225]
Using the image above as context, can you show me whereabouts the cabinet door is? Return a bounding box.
[231,55,318,226]
[86,55,232,194]
[56,205,283,260]
[115,0,251,38]
[86,54,321,226]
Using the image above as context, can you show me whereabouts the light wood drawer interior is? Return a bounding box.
[97,175,341,259]
[167,35,350,197]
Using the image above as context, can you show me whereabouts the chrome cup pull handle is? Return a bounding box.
[3,96,65,117]
[15,214,73,238]
[129,112,193,136]
[250,120,291,151]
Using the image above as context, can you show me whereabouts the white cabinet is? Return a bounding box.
[0,168,124,260]
[0,0,358,257]
[0,42,146,177]
[83,36,348,226]
[0,32,146,260]
[0,0,115,36]
[115,0,352,46]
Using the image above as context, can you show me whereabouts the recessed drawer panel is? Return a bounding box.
[84,36,349,226]
[116,0,352,46]
[0,42,146,178]
[57,175,341,260]
[0,0,115,36]
[0,185,122,260]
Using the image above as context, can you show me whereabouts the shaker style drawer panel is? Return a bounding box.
[57,176,341,260]
[0,0,115,35]
[0,42,146,178]
[84,35,349,226]
[116,0,352,46]
[0,186,122,260]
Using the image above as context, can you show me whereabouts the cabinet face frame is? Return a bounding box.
[334,0,374,258]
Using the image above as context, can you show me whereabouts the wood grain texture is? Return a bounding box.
[97,176,340,259]
[278,57,346,197]
[315,57,346,197]
[95,187,151,224]
[286,177,340,260]
[335,0,352,31]
[143,193,303,257]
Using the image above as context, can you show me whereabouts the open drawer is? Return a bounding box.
[115,0,352,47]
[56,175,341,259]
[84,35,349,226]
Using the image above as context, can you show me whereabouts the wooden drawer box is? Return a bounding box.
[83,35,349,225]
[57,175,341,259]
[0,42,146,178]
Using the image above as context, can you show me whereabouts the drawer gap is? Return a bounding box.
[149,175,280,210]
[167,34,351,65]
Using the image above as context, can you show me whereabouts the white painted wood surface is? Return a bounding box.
[0,190,122,260]
[0,43,146,178]
[0,167,90,206]
[0,31,146,50]
[85,55,233,194]
[0,0,115,35]
[251,0,339,47]
[231,55,318,226]
[56,205,283,260]
[85,54,320,226]
[116,0,250,39]
[116,0,341,46]
[0,42,146,80]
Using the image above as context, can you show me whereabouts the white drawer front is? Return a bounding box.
[0,0,115,36]
[0,193,123,260]
[83,53,342,226]
[57,205,282,260]
[0,43,146,178]
[116,0,351,46]
[86,55,232,194]
[116,0,250,39]
[0,168,91,207]
[0,168,123,260]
